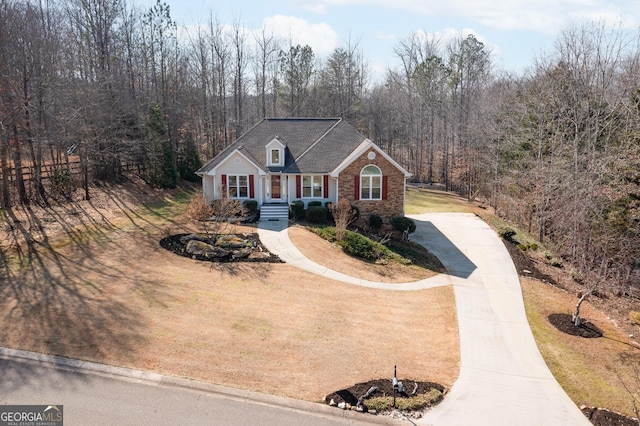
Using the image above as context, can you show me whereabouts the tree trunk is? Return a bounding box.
[572,288,594,326]
[0,130,10,208]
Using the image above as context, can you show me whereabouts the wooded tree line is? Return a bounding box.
[0,0,638,294]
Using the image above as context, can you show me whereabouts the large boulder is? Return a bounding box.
[216,234,251,249]
[180,233,210,245]
[185,240,230,258]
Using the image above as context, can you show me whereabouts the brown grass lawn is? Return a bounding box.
[0,181,458,402]
[522,278,640,417]
[3,182,638,417]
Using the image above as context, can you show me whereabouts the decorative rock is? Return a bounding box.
[216,235,249,249]
[329,399,336,407]
[185,240,229,258]
[523,269,532,274]
[247,250,271,260]
[337,402,346,410]
[180,233,209,244]
[231,247,252,259]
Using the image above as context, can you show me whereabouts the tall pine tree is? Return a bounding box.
[146,104,179,188]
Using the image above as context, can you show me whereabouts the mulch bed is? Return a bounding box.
[582,407,640,426]
[324,378,445,412]
[159,233,283,263]
[502,239,557,284]
[548,313,603,338]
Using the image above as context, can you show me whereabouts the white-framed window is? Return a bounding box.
[270,148,281,165]
[360,165,382,200]
[228,174,249,198]
[302,175,323,198]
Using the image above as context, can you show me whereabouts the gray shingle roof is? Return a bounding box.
[196,118,367,175]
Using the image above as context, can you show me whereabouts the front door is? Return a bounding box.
[271,175,281,200]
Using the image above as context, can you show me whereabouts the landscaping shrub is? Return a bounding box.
[339,231,380,260]
[243,200,258,216]
[50,169,75,200]
[328,198,358,241]
[351,205,360,222]
[518,243,528,251]
[391,216,416,234]
[630,311,640,326]
[308,200,322,207]
[306,206,328,223]
[498,227,517,242]
[325,201,334,220]
[290,200,304,220]
[338,230,403,262]
[363,389,442,412]
[529,243,539,250]
[311,226,336,241]
[369,213,383,233]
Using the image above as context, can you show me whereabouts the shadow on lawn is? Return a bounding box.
[0,184,187,391]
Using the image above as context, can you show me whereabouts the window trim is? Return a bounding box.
[269,148,282,166]
[301,174,323,199]
[227,174,250,199]
[360,165,382,200]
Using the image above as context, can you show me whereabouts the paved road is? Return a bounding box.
[0,356,389,426]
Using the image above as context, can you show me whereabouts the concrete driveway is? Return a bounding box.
[259,213,591,426]
[411,213,590,425]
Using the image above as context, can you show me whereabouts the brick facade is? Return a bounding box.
[338,149,406,228]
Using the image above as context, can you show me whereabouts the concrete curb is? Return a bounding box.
[0,347,400,425]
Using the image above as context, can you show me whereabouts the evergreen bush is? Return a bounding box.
[369,214,383,232]
[290,200,304,219]
[306,206,328,223]
[391,216,416,234]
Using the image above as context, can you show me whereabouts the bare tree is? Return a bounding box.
[328,198,357,241]
[253,25,280,118]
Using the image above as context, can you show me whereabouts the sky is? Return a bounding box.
[137,0,640,81]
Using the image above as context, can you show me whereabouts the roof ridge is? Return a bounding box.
[293,118,343,164]
[264,117,339,121]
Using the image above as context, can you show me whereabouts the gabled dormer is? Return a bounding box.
[265,137,285,168]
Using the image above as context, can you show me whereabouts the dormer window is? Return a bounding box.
[270,148,280,165]
[266,137,285,167]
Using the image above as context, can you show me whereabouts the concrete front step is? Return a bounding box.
[260,204,289,220]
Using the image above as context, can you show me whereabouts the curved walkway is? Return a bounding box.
[257,218,451,291]
[258,213,591,426]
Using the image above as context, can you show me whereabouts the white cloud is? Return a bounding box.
[375,30,397,41]
[298,0,638,33]
[262,15,339,56]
